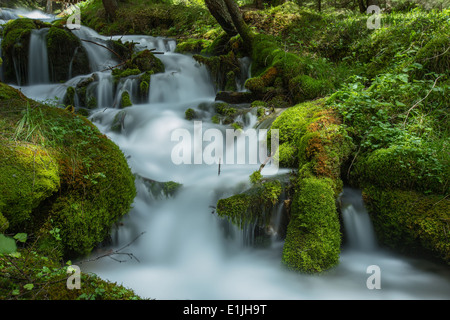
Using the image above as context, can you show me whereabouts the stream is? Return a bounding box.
[1,9,449,300]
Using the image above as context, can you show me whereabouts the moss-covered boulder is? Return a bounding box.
[245,33,336,105]
[1,19,90,84]
[125,49,165,74]
[354,145,449,195]
[0,141,60,230]
[281,177,341,273]
[1,18,37,84]
[270,99,353,188]
[363,187,450,264]
[0,82,136,258]
[46,26,90,82]
[193,51,241,92]
[217,178,284,228]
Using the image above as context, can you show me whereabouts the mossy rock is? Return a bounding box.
[216,178,285,230]
[112,68,141,82]
[137,175,182,199]
[46,26,90,82]
[0,83,136,258]
[281,177,341,273]
[193,51,241,92]
[288,74,331,103]
[0,246,141,300]
[269,99,353,194]
[0,141,60,231]
[127,49,165,74]
[363,186,450,264]
[120,91,133,108]
[63,86,76,106]
[1,18,37,84]
[185,108,197,120]
[175,38,211,54]
[354,145,449,195]
[75,75,96,107]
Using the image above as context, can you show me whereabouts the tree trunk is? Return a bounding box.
[357,0,366,13]
[204,0,237,36]
[102,0,118,21]
[46,0,52,13]
[222,0,253,52]
[318,0,322,12]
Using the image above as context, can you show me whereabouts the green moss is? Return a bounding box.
[1,18,37,84]
[0,83,136,258]
[46,26,90,82]
[63,86,76,106]
[175,38,211,53]
[110,110,126,132]
[75,75,95,107]
[138,175,182,199]
[216,178,284,229]
[0,212,10,233]
[354,145,449,195]
[0,141,60,231]
[281,177,341,273]
[363,187,450,264]
[0,247,142,300]
[415,31,450,76]
[127,49,165,74]
[140,80,149,94]
[120,91,132,108]
[163,181,182,198]
[112,68,141,81]
[193,51,241,91]
[289,74,330,102]
[185,108,197,120]
[217,194,252,228]
[211,115,220,124]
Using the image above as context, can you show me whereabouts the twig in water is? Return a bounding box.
[79,231,146,264]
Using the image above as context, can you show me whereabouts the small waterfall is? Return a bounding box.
[28,28,50,85]
[149,53,215,104]
[72,26,115,72]
[341,187,378,251]
[237,57,251,92]
[96,72,114,108]
[5,12,449,299]
[68,46,80,80]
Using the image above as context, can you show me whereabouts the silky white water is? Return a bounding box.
[3,14,450,299]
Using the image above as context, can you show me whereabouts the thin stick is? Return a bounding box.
[80,39,123,61]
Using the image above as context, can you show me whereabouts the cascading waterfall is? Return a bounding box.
[3,11,450,299]
[341,187,378,251]
[28,28,50,85]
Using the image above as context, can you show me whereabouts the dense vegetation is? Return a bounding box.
[0,0,449,298]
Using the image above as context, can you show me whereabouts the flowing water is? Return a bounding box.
[1,11,450,300]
